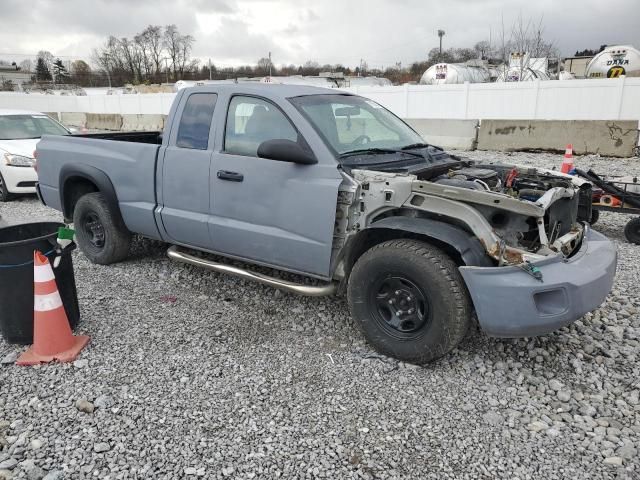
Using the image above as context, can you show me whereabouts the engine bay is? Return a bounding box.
[347,152,593,264]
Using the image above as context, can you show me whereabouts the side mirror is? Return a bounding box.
[257,139,317,165]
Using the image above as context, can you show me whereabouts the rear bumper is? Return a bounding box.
[459,227,617,337]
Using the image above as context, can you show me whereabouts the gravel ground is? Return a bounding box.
[0,151,639,480]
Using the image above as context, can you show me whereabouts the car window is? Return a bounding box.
[0,115,68,140]
[290,94,422,156]
[176,93,217,150]
[224,96,297,157]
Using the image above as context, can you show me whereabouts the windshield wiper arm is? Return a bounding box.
[339,147,424,159]
[401,142,433,150]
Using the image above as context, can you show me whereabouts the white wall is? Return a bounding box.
[0,92,177,115]
[347,77,640,121]
[1,77,639,121]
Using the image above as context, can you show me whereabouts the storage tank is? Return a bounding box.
[585,45,640,78]
[495,67,550,82]
[419,63,490,85]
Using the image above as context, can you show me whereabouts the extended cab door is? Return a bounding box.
[209,94,342,279]
[158,92,217,248]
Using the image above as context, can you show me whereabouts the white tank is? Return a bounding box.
[585,45,640,78]
[558,71,575,80]
[419,63,490,85]
[495,67,550,82]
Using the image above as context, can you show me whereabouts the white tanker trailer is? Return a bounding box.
[419,63,491,85]
[495,67,550,82]
[585,45,640,78]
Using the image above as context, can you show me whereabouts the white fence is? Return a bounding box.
[0,77,639,121]
[346,77,640,121]
[0,92,177,116]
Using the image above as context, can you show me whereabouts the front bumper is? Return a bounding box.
[459,227,617,337]
[0,165,37,193]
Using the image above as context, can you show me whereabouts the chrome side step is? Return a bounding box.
[167,245,337,297]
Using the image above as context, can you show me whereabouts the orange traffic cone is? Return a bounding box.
[560,144,574,174]
[16,251,89,366]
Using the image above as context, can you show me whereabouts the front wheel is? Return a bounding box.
[347,239,472,364]
[624,217,640,245]
[0,173,14,202]
[73,192,131,264]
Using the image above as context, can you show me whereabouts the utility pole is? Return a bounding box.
[438,29,446,60]
[104,54,112,88]
[268,51,272,77]
[208,58,212,80]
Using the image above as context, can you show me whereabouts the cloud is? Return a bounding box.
[0,0,638,68]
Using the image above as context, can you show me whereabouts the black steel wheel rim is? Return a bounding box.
[83,212,105,248]
[369,274,431,338]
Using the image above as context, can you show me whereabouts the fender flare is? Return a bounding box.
[367,216,494,267]
[59,164,121,221]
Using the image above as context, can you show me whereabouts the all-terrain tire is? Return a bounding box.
[0,173,14,202]
[73,192,131,264]
[624,217,640,245]
[347,239,472,364]
[589,208,600,225]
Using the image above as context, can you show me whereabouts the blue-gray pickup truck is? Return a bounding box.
[35,84,617,363]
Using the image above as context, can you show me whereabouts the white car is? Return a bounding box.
[0,109,71,201]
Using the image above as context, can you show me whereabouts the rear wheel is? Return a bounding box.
[347,239,472,364]
[73,192,131,264]
[589,208,600,225]
[0,173,14,202]
[624,217,640,245]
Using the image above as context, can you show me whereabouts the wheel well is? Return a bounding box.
[63,177,99,221]
[344,228,467,279]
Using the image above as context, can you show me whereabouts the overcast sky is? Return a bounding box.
[0,0,638,68]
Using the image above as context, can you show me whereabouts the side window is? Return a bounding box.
[224,96,298,157]
[176,93,217,150]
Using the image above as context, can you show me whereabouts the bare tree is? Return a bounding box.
[134,32,154,79]
[142,25,164,77]
[177,34,195,77]
[118,37,141,82]
[256,57,271,76]
[163,24,181,80]
[19,59,32,73]
[71,60,92,86]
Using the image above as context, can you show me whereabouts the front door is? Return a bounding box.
[209,95,342,278]
[160,92,217,248]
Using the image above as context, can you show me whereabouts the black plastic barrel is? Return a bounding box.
[0,222,80,344]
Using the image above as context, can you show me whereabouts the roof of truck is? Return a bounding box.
[183,83,348,99]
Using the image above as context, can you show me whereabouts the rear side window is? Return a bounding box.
[176,93,217,150]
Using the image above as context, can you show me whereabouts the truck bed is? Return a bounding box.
[36,134,162,240]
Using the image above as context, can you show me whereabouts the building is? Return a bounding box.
[0,65,31,89]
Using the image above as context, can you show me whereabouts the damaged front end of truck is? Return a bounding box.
[333,149,617,337]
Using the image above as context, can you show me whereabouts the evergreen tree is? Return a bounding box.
[53,59,70,83]
[35,57,52,82]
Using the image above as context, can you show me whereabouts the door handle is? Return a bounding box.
[217,170,244,182]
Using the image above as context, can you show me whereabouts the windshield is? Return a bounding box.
[290,94,423,157]
[0,115,69,140]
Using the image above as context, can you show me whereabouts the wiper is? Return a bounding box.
[401,142,433,150]
[339,147,424,159]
